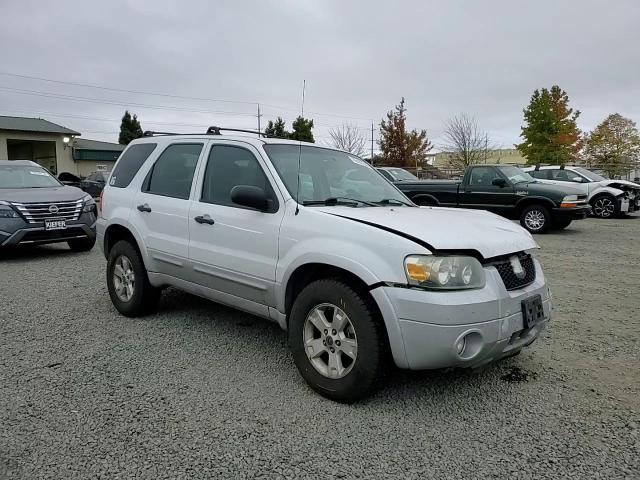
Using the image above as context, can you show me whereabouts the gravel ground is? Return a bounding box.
[1,217,639,479]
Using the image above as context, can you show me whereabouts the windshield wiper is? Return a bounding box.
[375,198,413,206]
[302,196,378,207]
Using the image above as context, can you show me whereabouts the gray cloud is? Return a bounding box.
[1,0,639,151]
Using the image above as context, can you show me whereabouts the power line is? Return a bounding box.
[0,86,256,116]
[0,71,375,122]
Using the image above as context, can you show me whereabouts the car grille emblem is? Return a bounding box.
[510,256,526,279]
[49,205,59,214]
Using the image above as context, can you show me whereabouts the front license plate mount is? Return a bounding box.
[521,294,544,329]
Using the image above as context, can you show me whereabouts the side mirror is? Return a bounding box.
[231,185,268,211]
[492,178,507,188]
[571,176,583,183]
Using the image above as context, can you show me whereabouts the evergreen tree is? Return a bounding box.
[289,116,315,143]
[118,110,144,145]
[379,97,432,168]
[264,117,288,139]
[516,86,581,165]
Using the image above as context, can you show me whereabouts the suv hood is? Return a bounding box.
[0,185,87,203]
[317,206,537,259]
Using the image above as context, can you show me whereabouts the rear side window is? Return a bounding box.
[109,143,157,188]
[144,143,202,199]
[530,170,548,179]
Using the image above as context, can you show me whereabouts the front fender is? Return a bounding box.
[275,237,404,313]
[588,186,624,201]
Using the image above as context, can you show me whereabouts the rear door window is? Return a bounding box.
[144,143,202,199]
[109,143,157,188]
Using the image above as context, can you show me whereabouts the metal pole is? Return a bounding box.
[257,103,261,136]
[371,121,374,164]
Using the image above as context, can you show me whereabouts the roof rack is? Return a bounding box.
[206,126,271,137]
[142,127,271,138]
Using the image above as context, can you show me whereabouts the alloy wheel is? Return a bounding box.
[593,197,615,218]
[524,210,545,231]
[303,303,358,379]
[113,255,135,302]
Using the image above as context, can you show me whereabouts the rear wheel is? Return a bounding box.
[520,204,551,234]
[288,279,386,402]
[591,194,618,218]
[551,217,572,230]
[106,240,160,317]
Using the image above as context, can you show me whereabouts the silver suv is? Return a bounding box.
[97,129,551,402]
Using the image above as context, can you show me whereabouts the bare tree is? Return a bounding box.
[442,113,494,170]
[328,123,367,157]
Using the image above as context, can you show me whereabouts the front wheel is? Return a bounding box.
[106,240,160,317]
[288,279,387,402]
[591,194,619,218]
[520,204,551,234]
[68,236,96,252]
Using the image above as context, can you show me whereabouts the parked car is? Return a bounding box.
[80,170,111,198]
[377,167,421,182]
[98,132,551,402]
[58,171,82,188]
[0,160,97,250]
[524,165,640,218]
[387,165,590,234]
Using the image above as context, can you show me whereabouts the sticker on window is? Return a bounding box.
[29,171,48,176]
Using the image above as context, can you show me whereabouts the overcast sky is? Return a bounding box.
[1,0,639,152]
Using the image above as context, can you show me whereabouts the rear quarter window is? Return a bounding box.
[109,143,157,188]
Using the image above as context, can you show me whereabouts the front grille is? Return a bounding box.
[488,253,536,291]
[11,199,84,224]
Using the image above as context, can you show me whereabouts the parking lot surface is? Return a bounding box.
[1,217,639,479]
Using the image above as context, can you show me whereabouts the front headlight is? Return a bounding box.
[404,255,485,290]
[82,194,96,213]
[560,195,579,208]
[0,202,20,218]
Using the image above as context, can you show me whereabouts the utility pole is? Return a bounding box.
[371,121,374,165]
[257,103,261,136]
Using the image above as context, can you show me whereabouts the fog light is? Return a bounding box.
[456,337,466,355]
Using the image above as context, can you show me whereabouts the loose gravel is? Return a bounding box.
[1,217,639,479]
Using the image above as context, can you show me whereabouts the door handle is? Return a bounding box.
[194,215,215,225]
[137,204,152,213]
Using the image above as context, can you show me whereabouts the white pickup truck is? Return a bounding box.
[97,129,551,402]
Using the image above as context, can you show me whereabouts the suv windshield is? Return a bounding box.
[497,166,534,184]
[573,167,606,182]
[385,168,419,181]
[0,165,62,189]
[263,145,411,206]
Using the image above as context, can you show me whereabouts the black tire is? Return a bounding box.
[288,279,387,403]
[106,240,160,317]
[67,236,96,252]
[591,194,619,219]
[551,217,572,230]
[520,204,551,234]
[414,196,437,207]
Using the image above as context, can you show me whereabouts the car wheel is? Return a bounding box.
[520,204,551,234]
[106,240,160,317]
[414,197,437,207]
[67,236,96,252]
[288,279,387,402]
[551,217,572,230]
[591,194,618,218]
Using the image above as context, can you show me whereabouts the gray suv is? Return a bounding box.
[0,160,97,251]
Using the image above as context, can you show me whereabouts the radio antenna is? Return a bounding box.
[294,79,306,215]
